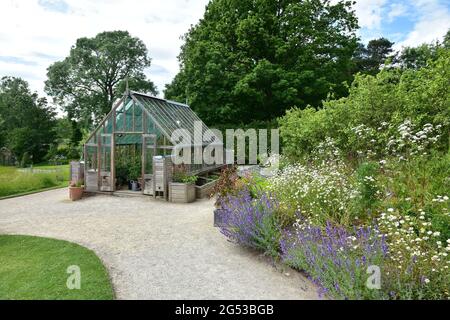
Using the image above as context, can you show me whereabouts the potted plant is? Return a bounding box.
[169,166,197,203]
[127,160,142,191]
[69,180,84,201]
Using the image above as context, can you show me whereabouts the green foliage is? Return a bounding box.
[241,172,270,198]
[174,174,198,185]
[0,77,57,164]
[211,166,241,199]
[114,146,142,185]
[279,49,450,160]
[127,159,142,181]
[352,37,395,75]
[354,161,380,215]
[165,0,358,125]
[268,159,357,227]
[0,235,114,299]
[20,152,31,168]
[172,165,198,184]
[45,31,157,126]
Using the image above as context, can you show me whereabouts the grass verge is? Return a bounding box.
[0,165,70,198]
[0,235,114,300]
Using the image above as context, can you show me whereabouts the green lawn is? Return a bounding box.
[0,235,114,300]
[0,164,70,198]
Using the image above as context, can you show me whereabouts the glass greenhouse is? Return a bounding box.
[84,91,225,194]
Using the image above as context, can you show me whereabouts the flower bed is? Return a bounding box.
[213,120,449,300]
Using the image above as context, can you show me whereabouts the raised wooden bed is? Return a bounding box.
[195,177,218,199]
[169,182,196,203]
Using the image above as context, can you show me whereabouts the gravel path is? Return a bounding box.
[0,188,319,300]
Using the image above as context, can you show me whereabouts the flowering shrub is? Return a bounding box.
[377,207,450,299]
[281,218,388,299]
[386,120,444,160]
[218,191,281,258]
[267,159,357,226]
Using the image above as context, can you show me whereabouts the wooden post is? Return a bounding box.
[111,133,115,192]
[83,144,87,191]
[97,134,101,191]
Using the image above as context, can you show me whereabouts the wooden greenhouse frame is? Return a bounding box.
[83,90,225,197]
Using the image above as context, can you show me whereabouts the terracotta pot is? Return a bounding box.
[69,186,84,201]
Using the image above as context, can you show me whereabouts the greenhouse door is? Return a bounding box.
[84,144,98,192]
[142,134,156,195]
[99,133,114,192]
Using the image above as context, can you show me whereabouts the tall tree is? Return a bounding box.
[165,0,358,125]
[45,31,157,126]
[352,37,395,75]
[0,77,56,163]
[394,30,450,70]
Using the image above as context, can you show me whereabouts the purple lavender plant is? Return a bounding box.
[218,190,281,257]
[280,218,388,300]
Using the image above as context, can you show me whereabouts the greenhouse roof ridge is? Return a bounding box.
[130,91,190,108]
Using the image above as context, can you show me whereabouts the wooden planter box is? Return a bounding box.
[195,178,218,199]
[169,182,196,203]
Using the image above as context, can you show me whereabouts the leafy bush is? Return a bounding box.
[268,159,357,227]
[20,152,31,168]
[376,207,450,299]
[172,164,198,184]
[354,161,381,216]
[279,49,450,161]
[210,166,242,200]
[216,48,450,300]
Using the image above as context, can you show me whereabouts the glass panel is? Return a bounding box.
[101,145,111,172]
[87,135,96,144]
[125,101,133,132]
[116,104,124,132]
[144,136,155,174]
[104,118,113,133]
[100,135,111,172]
[86,146,98,171]
[135,104,143,132]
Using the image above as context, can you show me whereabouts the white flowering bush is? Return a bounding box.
[386,120,443,160]
[268,158,357,226]
[266,116,450,299]
[377,207,450,299]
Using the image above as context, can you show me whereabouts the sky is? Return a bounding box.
[0,0,449,99]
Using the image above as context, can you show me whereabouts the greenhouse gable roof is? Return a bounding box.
[130,91,220,145]
[86,91,221,146]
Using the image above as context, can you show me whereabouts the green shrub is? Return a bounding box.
[354,161,380,216]
[279,49,450,161]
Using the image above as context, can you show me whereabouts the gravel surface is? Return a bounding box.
[0,188,320,300]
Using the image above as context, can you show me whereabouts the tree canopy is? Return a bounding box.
[165,0,359,126]
[352,37,395,75]
[45,31,156,126]
[0,77,56,164]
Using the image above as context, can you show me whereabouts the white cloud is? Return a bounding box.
[0,0,210,97]
[395,0,450,49]
[388,3,408,22]
[353,0,388,30]
[1,0,449,105]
